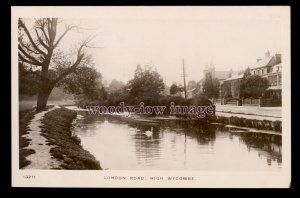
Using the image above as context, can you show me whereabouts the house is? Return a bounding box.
[220,73,244,99]
[250,51,282,99]
[220,51,282,105]
[198,62,239,97]
[203,62,239,84]
[187,88,197,99]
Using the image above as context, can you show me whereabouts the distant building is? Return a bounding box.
[221,51,282,101]
[220,73,244,99]
[187,88,197,99]
[203,62,239,84]
[198,62,239,97]
[250,51,282,98]
[171,86,196,99]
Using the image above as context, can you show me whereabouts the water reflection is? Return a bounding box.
[238,133,282,166]
[73,113,282,170]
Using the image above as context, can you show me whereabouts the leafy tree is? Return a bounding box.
[243,67,251,78]
[202,72,219,98]
[18,18,94,111]
[107,79,125,93]
[220,81,232,98]
[187,80,197,90]
[230,79,242,98]
[170,83,179,95]
[107,88,129,105]
[48,87,74,101]
[240,69,268,98]
[59,66,106,105]
[19,62,40,99]
[126,65,165,105]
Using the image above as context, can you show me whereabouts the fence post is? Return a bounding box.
[259,97,261,107]
[241,98,244,106]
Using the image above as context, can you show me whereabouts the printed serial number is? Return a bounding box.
[23,175,36,179]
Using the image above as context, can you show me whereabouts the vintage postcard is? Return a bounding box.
[11,6,291,188]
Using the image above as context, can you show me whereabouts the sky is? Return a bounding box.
[24,7,288,86]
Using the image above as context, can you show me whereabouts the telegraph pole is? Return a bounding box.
[182,59,187,100]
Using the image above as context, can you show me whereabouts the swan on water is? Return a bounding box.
[145,127,153,136]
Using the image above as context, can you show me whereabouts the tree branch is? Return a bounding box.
[47,18,52,40]
[39,27,50,44]
[36,19,50,44]
[18,19,47,57]
[52,53,84,85]
[51,40,87,85]
[47,18,57,45]
[19,39,40,55]
[19,53,43,67]
[53,25,75,49]
[35,29,49,50]
[18,44,43,66]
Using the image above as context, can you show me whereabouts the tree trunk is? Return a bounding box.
[36,87,52,111]
[36,62,53,111]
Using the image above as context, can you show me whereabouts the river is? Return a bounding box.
[71,111,282,171]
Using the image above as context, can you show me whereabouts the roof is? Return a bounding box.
[251,56,274,69]
[187,88,196,92]
[224,73,244,81]
[214,71,232,80]
[200,70,239,83]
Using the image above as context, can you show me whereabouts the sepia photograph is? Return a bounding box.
[11,6,291,188]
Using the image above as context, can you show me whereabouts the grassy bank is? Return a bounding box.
[40,107,101,170]
[19,108,36,169]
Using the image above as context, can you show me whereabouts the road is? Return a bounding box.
[215,104,281,121]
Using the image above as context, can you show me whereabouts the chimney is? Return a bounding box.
[275,53,281,64]
[257,58,262,62]
[265,50,270,58]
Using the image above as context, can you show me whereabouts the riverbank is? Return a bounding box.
[19,106,101,170]
[40,107,101,169]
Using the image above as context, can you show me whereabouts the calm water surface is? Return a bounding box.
[72,112,282,171]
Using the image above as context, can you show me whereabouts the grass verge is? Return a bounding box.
[19,108,36,169]
[40,107,101,170]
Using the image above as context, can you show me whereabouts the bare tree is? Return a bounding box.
[18,18,92,111]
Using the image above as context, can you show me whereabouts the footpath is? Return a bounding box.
[215,104,281,122]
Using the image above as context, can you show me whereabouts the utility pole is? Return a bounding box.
[182,59,187,100]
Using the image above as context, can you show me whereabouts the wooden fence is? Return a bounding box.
[220,97,281,107]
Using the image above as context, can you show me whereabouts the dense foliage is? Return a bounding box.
[202,72,219,98]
